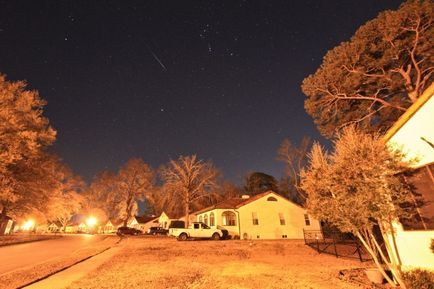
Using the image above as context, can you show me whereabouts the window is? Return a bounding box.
[210,212,215,226]
[204,214,208,226]
[194,223,200,229]
[222,211,236,226]
[198,215,203,223]
[267,196,277,202]
[279,213,285,225]
[252,212,259,225]
[304,214,310,226]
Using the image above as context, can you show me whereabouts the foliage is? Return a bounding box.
[301,126,413,288]
[302,0,434,137]
[402,269,434,289]
[159,155,219,227]
[243,172,278,195]
[46,162,85,229]
[0,74,56,215]
[277,136,312,204]
[5,153,84,225]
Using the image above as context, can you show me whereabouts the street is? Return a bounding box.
[0,234,105,275]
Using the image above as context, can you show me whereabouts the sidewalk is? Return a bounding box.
[24,245,122,289]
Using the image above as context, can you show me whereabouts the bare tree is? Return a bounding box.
[116,159,155,226]
[160,155,219,227]
[86,171,123,222]
[277,136,312,203]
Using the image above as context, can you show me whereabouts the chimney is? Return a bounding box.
[241,195,250,199]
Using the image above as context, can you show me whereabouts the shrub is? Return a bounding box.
[402,269,434,289]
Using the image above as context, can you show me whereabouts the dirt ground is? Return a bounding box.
[66,236,372,289]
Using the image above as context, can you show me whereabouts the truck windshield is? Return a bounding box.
[201,223,210,229]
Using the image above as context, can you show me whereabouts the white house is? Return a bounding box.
[128,216,159,232]
[194,191,320,239]
[384,82,434,270]
[157,211,196,229]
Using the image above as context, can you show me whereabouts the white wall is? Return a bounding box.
[387,224,434,270]
[388,93,434,167]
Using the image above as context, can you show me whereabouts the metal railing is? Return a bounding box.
[303,229,372,262]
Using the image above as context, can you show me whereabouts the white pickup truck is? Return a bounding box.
[168,222,227,241]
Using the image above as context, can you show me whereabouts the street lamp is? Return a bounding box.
[86,216,97,234]
[22,219,35,231]
[86,216,97,227]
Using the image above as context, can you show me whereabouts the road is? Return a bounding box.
[0,235,105,275]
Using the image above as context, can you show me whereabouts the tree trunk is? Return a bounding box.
[185,202,190,228]
[355,231,397,287]
[0,206,7,236]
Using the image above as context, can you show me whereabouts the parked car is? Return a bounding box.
[147,227,168,235]
[168,222,228,241]
[117,226,142,236]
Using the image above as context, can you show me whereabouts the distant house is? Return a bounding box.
[102,219,123,234]
[158,212,170,229]
[194,191,321,239]
[157,211,196,229]
[128,216,159,232]
[384,82,434,270]
[47,221,63,232]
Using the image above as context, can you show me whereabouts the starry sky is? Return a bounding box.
[0,1,402,184]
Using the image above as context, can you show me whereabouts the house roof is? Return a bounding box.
[194,191,295,214]
[384,82,434,141]
[135,216,157,224]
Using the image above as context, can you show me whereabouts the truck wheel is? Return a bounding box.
[178,233,188,241]
[211,233,220,240]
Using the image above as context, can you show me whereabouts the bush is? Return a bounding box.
[402,269,434,289]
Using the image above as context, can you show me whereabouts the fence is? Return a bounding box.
[303,229,373,262]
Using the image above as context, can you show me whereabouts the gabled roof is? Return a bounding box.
[384,82,434,141]
[194,191,296,214]
[135,216,157,224]
[107,219,123,226]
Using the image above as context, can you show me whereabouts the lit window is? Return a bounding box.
[267,196,277,201]
[279,213,285,225]
[204,214,208,226]
[252,212,259,225]
[210,212,215,226]
[304,214,310,226]
[222,211,236,226]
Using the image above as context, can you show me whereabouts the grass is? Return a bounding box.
[66,237,369,289]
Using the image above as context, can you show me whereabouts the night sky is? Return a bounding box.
[0,1,402,184]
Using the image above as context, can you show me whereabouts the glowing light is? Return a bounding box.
[22,219,35,231]
[86,217,97,227]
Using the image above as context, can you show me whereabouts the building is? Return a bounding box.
[101,219,122,234]
[47,221,62,233]
[128,216,159,232]
[384,82,434,270]
[194,191,320,239]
